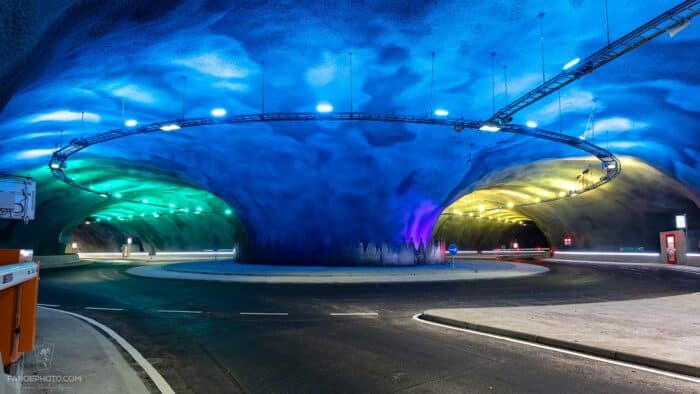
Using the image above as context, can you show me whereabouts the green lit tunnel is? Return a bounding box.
[0,158,248,256]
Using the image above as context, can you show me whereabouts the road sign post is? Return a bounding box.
[448,244,458,271]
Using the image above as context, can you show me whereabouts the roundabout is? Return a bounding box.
[126,259,549,284]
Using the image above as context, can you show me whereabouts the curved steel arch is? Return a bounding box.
[48,112,621,210]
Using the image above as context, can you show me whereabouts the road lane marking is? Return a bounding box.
[239,312,289,316]
[157,309,202,314]
[330,312,379,316]
[85,307,124,311]
[412,314,700,384]
[37,303,60,307]
[38,306,174,393]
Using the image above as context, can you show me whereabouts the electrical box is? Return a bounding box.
[0,250,38,368]
[0,177,36,222]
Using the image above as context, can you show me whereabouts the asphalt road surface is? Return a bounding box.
[37,261,700,393]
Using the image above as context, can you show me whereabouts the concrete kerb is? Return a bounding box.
[125,261,549,284]
[418,312,700,378]
[37,306,175,394]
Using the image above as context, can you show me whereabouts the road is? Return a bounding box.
[37,261,700,393]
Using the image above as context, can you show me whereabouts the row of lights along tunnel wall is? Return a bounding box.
[46,1,700,213]
[49,112,622,216]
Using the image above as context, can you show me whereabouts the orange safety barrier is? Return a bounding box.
[0,249,38,369]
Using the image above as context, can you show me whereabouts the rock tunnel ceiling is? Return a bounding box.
[1,0,699,262]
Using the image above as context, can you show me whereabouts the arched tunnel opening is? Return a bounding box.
[433,156,700,253]
[0,159,250,258]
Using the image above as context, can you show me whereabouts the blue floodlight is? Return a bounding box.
[211,108,227,117]
[526,120,538,128]
[124,119,138,127]
[562,57,581,71]
[316,102,333,113]
[434,109,449,116]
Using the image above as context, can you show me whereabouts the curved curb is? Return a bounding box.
[38,306,174,394]
[418,312,700,380]
[125,262,549,284]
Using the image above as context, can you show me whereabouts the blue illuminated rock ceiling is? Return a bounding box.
[0,1,699,261]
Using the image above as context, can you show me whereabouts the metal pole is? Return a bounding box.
[430,51,435,115]
[503,65,509,105]
[261,61,265,113]
[557,91,562,134]
[538,12,546,83]
[491,52,496,115]
[181,76,186,119]
[604,0,611,46]
[349,52,353,114]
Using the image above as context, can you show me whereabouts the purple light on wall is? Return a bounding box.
[402,201,440,247]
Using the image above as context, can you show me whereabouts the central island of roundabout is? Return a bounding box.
[126,259,548,284]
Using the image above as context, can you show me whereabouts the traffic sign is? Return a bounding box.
[448,244,458,256]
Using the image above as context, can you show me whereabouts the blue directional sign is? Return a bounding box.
[448,244,458,256]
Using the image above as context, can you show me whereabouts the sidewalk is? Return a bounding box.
[8,308,150,393]
[127,260,549,284]
[422,293,700,377]
[543,257,700,275]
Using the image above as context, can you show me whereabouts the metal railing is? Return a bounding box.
[49,112,621,208]
[489,0,700,124]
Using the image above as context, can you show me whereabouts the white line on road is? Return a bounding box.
[330,312,379,316]
[37,303,60,307]
[157,309,202,314]
[85,307,124,311]
[239,312,289,316]
[412,314,700,384]
[38,306,174,393]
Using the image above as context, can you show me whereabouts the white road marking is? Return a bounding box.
[37,303,60,307]
[38,306,175,394]
[330,312,379,316]
[85,306,124,311]
[157,309,202,314]
[239,312,289,316]
[412,314,700,384]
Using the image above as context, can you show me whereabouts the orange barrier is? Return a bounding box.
[0,249,38,369]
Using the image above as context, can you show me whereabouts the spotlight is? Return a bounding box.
[50,163,62,170]
[124,119,138,127]
[211,108,227,117]
[224,209,232,216]
[526,120,538,128]
[563,57,580,71]
[316,102,333,113]
[668,19,690,38]
[506,202,514,208]
[160,123,181,131]
[479,123,500,132]
[433,108,449,117]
